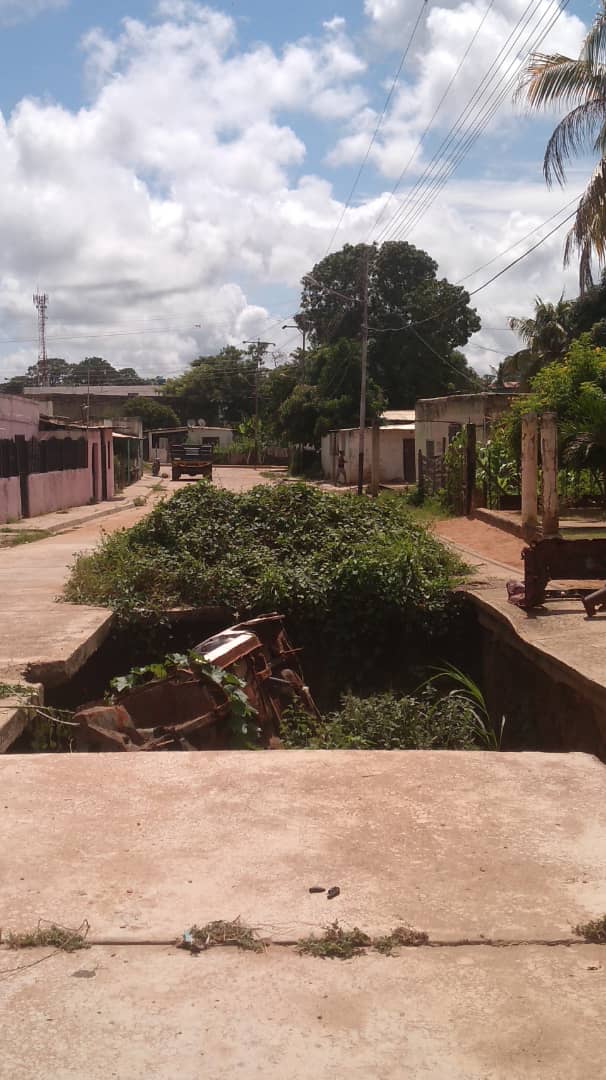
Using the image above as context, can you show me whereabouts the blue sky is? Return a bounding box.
[0,0,598,378]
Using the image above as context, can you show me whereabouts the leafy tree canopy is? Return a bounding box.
[165,346,257,425]
[1,355,145,394]
[122,397,180,430]
[298,241,481,406]
[501,335,606,467]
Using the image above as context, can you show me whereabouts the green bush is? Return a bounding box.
[65,482,464,690]
[281,689,482,750]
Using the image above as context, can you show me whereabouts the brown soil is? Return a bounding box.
[434,518,525,571]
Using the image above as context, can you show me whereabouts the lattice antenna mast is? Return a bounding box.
[33,291,49,386]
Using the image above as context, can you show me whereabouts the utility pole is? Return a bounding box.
[242,339,275,466]
[357,250,369,495]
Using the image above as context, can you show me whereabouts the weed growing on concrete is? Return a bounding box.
[5,922,90,952]
[298,923,372,960]
[0,683,36,700]
[372,926,429,954]
[298,922,430,959]
[187,919,264,953]
[574,915,606,943]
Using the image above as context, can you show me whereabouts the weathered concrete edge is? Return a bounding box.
[22,610,115,688]
[1,498,141,536]
[0,610,114,751]
[0,682,44,754]
[464,586,606,711]
[472,508,527,539]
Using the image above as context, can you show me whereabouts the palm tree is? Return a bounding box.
[507,295,571,386]
[518,3,606,291]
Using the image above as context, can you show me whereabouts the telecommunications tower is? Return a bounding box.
[33,290,49,386]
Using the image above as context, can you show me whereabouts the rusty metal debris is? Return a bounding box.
[74,613,319,752]
[507,537,606,611]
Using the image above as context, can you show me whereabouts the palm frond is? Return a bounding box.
[518,55,605,112]
[508,316,534,344]
[564,158,606,289]
[543,97,606,185]
[582,1,606,71]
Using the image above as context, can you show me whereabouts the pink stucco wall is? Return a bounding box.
[0,395,114,518]
[0,395,41,438]
[0,477,21,524]
[27,469,93,518]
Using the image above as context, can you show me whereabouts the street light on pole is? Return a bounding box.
[282,317,309,372]
[242,339,275,466]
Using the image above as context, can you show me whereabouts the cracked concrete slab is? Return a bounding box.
[1,751,605,941]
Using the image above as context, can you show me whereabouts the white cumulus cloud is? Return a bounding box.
[0,0,594,381]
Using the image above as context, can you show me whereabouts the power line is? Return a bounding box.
[376,0,550,241]
[455,194,581,284]
[367,0,497,242]
[376,0,567,244]
[409,326,481,387]
[324,0,429,257]
[369,204,577,335]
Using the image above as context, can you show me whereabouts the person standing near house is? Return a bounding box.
[336,448,347,485]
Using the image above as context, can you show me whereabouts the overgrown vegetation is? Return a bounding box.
[65,482,465,692]
[573,915,606,943]
[297,921,428,959]
[5,922,89,952]
[281,688,486,751]
[495,336,606,508]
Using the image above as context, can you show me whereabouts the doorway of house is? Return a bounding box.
[403,439,415,483]
[91,443,99,502]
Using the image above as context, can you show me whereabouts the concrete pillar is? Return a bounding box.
[521,412,539,540]
[540,411,559,538]
[465,423,476,516]
[370,420,380,497]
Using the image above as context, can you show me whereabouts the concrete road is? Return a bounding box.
[1,750,606,1079]
[169,464,283,493]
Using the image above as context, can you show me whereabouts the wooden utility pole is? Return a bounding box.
[357,250,370,496]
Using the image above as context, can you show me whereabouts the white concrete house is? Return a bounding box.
[321,415,416,486]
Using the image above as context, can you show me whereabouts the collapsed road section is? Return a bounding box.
[74,613,320,751]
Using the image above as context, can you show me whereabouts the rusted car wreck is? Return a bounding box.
[74,614,319,751]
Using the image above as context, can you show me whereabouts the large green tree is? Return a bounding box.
[166,346,257,425]
[275,339,385,447]
[298,241,481,405]
[518,2,606,290]
[121,397,180,429]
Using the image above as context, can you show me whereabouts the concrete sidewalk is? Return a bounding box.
[1,750,605,1078]
[0,473,168,535]
[0,478,170,689]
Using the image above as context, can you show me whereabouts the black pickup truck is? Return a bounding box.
[170,443,213,482]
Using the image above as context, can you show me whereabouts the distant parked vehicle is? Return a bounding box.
[170,443,213,482]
